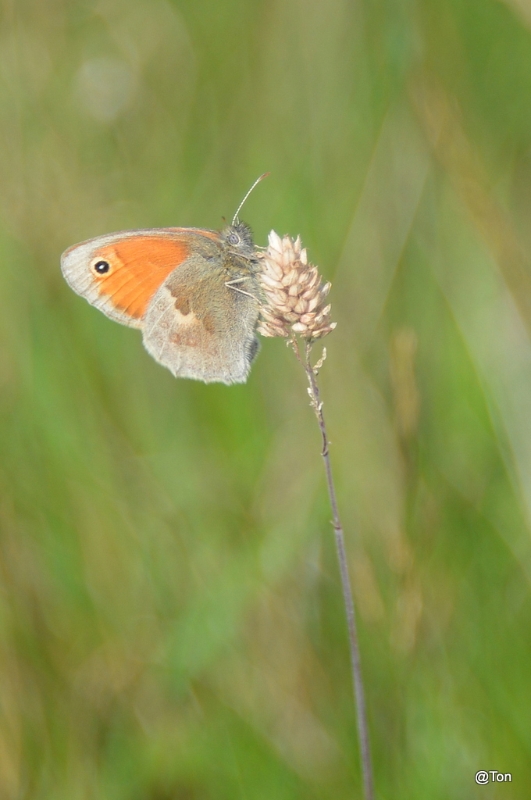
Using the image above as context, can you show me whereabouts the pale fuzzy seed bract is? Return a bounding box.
[257,231,337,340]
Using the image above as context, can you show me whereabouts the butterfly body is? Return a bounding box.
[61,222,262,384]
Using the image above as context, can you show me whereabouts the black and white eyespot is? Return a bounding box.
[92,259,111,275]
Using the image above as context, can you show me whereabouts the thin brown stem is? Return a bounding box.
[302,340,375,800]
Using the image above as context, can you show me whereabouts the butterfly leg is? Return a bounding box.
[225,277,256,299]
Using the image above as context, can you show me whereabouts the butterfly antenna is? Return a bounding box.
[232,172,269,225]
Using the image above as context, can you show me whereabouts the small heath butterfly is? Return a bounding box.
[61,176,268,384]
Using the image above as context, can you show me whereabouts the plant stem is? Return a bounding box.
[301,340,375,800]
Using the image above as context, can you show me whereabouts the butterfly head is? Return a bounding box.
[221,221,255,258]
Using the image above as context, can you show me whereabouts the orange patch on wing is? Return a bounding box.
[93,236,192,320]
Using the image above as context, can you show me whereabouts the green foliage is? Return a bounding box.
[0,0,530,796]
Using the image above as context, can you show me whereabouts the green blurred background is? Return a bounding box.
[1,0,531,797]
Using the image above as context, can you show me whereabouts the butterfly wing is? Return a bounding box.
[60,228,220,329]
[61,226,261,384]
[142,253,260,384]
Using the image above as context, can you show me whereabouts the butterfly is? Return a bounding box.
[60,177,267,385]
